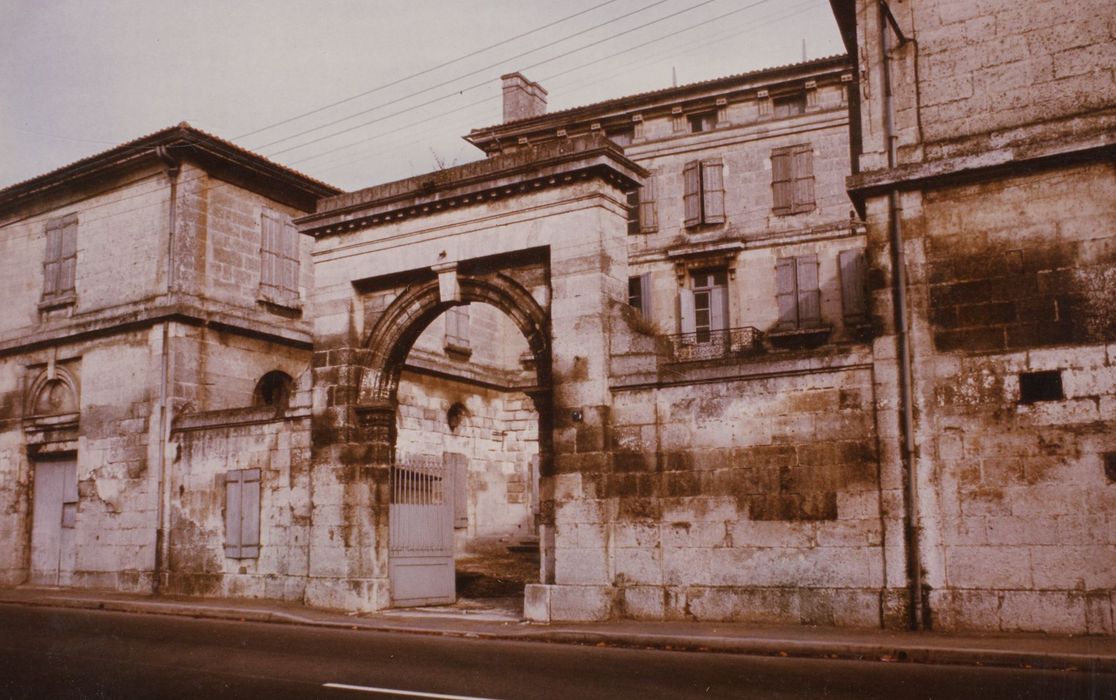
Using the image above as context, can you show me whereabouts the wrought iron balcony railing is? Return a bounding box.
[665,326,764,363]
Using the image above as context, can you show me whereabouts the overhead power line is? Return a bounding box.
[233,0,625,141]
[262,0,731,158]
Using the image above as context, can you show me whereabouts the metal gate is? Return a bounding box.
[388,455,455,606]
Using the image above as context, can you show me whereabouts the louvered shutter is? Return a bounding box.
[682,161,701,227]
[775,258,798,329]
[281,218,299,299]
[772,149,793,215]
[639,175,658,233]
[42,221,62,297]
[709,285,726,332]
[59,218,78,294]
[240,469,261,558]
[792,146,815,213]
[224,471,243,558]
[639,273,653,320]
[797,254,821,326]
[679,287,696,338]
[260,210,278,290]
[839,249,867,321]
[701,160,725,224]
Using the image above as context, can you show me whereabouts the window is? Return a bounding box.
[771,144,815,216]
[628,274,652,318]
[42,214,77,305]
[680,269,727,342]
[253,370,294,409]
[1019,370,1063,404]
[682,160,725,228]
[839,249,868,323]
[627,175,658,235]
[224,469,260,559]
[260,208,299,305]
[605,125,634,147]
[444,305,471,356]
[773,93,806,117]
[688,111,716,133]
[775,255,822,331]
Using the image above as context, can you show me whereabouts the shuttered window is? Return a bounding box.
[224,469,261,559]
[628,273,652,318]
[681,270,728,342]
[444,305,470,353]
[42,214,78,303]
[260,208,299,305]
[771,145,815,216]
[638,175,658,233]
[683,160,725,228]
[775,255,821,331]
[839,249,868,322]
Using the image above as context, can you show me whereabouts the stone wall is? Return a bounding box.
[168,409,311,600]
[899,162,1116,633]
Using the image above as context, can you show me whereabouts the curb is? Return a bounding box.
[3,595,1114,674]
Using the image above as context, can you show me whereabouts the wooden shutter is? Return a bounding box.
[678,287,696,336]
[682,161,701,227]
[42,220,62,297]
[701,160,725,224]
[639,175,658,233]
[771,149,793,215]
[225,469,261,558]
[281,217,299,299]
[59,217,78,294]
[224,471,243,558]
[839,249,868,321]
[796,254,821,326]
[639,273,653,320]
[260,210,279,291]
[792,145,815,213]
[447,453,468,529]
[775,257,798,329]
[445,306,470,349]
[709,285,726,332]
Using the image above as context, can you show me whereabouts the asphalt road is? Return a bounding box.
[0,605,1112,699]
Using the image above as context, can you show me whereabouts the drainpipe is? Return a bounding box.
[878,1,924,630]
[153,145,180,594]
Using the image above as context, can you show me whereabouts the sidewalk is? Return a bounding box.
[2,586,1114,674]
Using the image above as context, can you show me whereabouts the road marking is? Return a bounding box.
[322,683,501,700]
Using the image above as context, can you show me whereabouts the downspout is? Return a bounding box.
[153,145,180,594]
[878,0,924,630]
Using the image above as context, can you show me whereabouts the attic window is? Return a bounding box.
[1019,370,1063,404]
[688,112,716,133]
[773,93,806,117]
[605,126,634,147]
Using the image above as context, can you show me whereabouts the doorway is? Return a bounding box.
[29,458,77,586]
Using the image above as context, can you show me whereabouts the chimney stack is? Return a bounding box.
[501,72,548,123]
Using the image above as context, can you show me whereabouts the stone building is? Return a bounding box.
[2,2,1114,635]
[828,0,1116,632]
[0,124,339,596]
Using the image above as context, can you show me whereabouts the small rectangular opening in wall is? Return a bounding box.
[1104,453,1116,483]
[1019,370,1064,404]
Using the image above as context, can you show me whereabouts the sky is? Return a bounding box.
[0,0,845,192]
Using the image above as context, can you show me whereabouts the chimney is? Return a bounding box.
[501,72,548,123]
